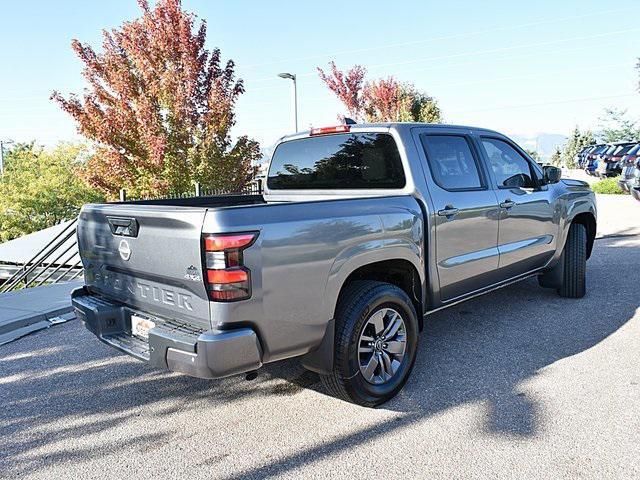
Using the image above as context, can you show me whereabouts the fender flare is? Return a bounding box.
[302,245,424,375]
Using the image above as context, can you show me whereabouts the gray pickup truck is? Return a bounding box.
[72,123,597,406]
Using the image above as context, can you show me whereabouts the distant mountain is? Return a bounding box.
[510,133,568,161]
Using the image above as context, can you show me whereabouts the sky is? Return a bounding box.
[1,0,639,154]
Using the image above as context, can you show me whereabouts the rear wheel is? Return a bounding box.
[558,223,587,298]
[320,281,419,407]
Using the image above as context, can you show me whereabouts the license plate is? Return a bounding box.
[131,315,155,339]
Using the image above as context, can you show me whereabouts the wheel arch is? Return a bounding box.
[301,256,424,376]
[571,212,596,259]
[334,259,424,329]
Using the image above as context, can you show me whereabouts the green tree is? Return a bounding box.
[0,143,103,242]
[525,149,541,162]
[597,108,640,143]
[562,126,594,168]
[550,147,562,167]
[397,84,442,123]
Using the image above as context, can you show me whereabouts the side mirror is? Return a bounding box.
[543,165,562,184]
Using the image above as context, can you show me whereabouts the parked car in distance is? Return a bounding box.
[618,143,640,192]
[611,142,637,168]
[585,144,608,175]
[596,142,636,178]
[72,123,597,406]
[627,159,640,201]
[576,145,595,168]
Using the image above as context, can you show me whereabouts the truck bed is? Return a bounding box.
[117,193,266,208]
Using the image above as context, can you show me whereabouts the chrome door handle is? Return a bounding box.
[499,200,515,209]
[437,206,459,217]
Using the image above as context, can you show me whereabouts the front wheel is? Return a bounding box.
[558,223,587,298]
[320,281,419,407]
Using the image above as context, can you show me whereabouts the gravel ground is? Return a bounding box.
[1,201,638,479]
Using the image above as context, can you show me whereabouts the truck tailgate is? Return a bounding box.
[77,204,210,329]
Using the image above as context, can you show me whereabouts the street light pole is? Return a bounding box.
[278,72,298,132]
[0,140,14,175]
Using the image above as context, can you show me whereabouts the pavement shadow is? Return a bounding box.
[0,236,638,478]
[0,320,316,476]
[222,235,640,479]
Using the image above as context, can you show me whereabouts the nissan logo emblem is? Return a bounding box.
[118,239,131,261]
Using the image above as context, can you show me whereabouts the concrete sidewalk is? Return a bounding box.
[595,194,640,238]
[0,281,82,345]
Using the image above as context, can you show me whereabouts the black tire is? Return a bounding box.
[558,223,587,298]
[320,281,419,407]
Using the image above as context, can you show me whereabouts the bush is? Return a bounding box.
[0,143,104,242]
[591,176,626,195]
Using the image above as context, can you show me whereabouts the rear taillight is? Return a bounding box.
[203,232,258,301]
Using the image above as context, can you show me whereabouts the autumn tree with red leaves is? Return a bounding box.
[317,62,442,124]
[52,0,260,199]
[317,62,366,121]
[363,77,401,122]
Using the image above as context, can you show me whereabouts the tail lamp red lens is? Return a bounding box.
[206,269,248,284]
[204,234,255,251]
[203,232,257,301]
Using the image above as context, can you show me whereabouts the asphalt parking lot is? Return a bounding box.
[1,197,639,479]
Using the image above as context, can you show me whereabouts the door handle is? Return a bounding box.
[499,200,516,209]
[437,206,459,217]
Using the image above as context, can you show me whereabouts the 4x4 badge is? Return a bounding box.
[184,265,201,281]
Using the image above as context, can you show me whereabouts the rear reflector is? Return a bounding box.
[209,285,250,301]
[310,125,351,136]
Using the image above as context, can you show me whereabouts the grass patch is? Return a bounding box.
[592,176,626,195]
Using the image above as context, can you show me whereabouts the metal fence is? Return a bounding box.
[0,218,83,293]
[119,181,263,202]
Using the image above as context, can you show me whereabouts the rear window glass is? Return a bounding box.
[627,144,640,155]
[616,144,635,155]
[604,146,616,154]
[267,133,405,190]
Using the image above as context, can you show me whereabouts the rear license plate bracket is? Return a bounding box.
[131,314,155,339]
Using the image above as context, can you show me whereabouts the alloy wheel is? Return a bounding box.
[357,307,407,385]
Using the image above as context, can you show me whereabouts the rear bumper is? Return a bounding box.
[71,287,262,379]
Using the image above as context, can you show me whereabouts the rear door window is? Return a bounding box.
[267,133,405,190]
[420,135,484,190]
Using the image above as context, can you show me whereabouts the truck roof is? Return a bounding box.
[277,122,504,143]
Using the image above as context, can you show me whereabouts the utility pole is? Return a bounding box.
[278,72,298,132]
